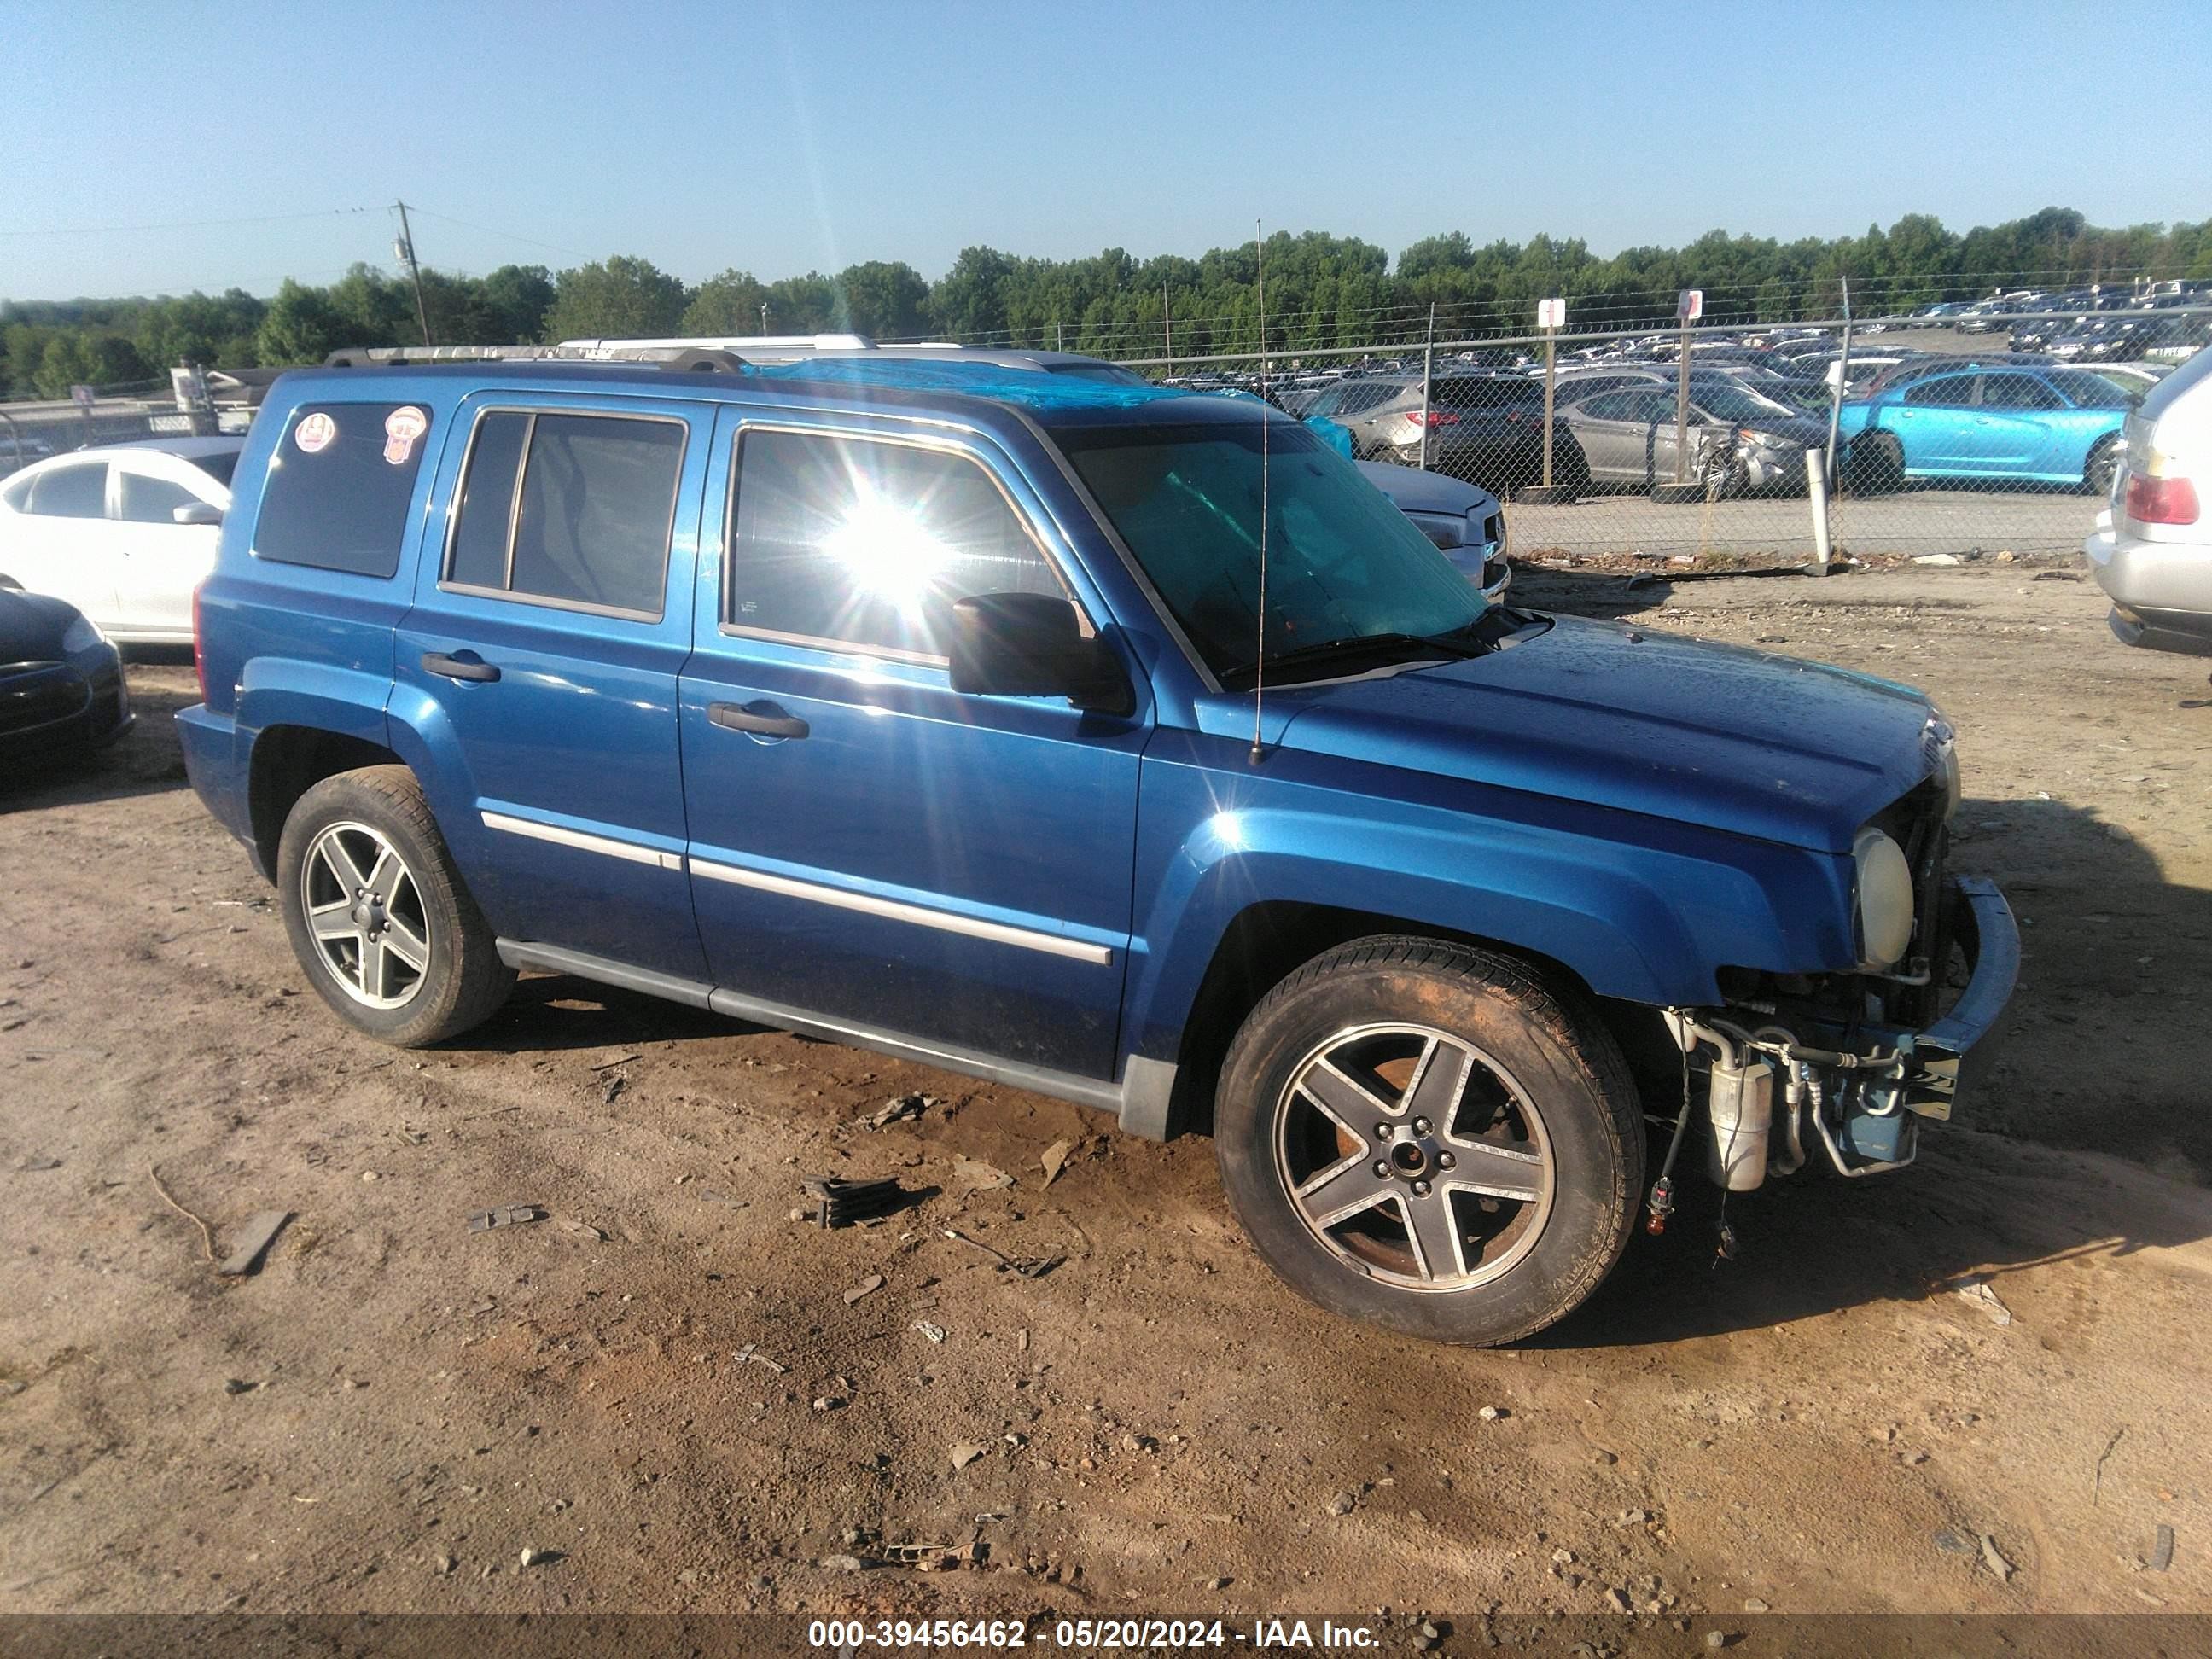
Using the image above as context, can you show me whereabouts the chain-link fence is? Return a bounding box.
[1086,304,2209,566]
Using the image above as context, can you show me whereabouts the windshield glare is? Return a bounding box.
[1058,419,1488,683]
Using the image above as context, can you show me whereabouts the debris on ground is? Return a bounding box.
[602,1074,627,1105]
[18,1155,63,1173]
[914,1321,946,1344]
[731,1343,788,1375]
[1933,1529,1973,1556]
[1949,1275,2014,1326]
[518,1546,562,1568]
[558,1220,607,1242]
[843,1274,885,1305]
[804,1174,908,1228]
[217,1210,292,1277]
[1039,1139,1074,1188]
[467,1203,545,1232]
[587,1053,639,1071]
[2146,1525,2175,1573]
[879,1540,983,1571]
[859,1093,934,1131]
[943,1228,1062,1278]
[950,1443,989,1470]
[953,1155,1015,1191]
[1980,1534,2017,1582]
[819,1554,866,1573]
[222,1377,255,1395]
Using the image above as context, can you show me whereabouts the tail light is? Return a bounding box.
[1404,410,1459,427]
[2126,473,2200,526]
[192,581,209,702]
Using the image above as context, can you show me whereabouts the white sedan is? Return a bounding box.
[0,437,242,644]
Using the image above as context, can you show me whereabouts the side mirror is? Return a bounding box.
[172,502,224,527]
[947,592,1132,715]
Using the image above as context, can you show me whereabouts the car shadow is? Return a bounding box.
[1510,562,1676,617]
[0,677,196,813]
[463,971,766,1055]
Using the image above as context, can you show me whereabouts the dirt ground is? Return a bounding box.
[2,560,2208,1640]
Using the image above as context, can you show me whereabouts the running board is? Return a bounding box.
[493,939,1176,1137]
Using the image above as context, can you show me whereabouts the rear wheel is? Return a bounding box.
[276,765,513,1045]
[1214,937,1643,1345]
[2084,434,2120,497]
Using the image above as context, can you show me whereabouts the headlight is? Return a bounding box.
[1925,709,1962,820]
[61,614,108,655]
[1853,827,1916,970]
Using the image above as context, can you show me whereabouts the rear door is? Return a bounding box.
[1895,374,1979,472]
[394,393,711,981]
[5,458,119,624]
[1969,372,2065,477]
[677,408,1144,1079]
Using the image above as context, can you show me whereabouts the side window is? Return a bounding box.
[117,471,201,524]
[1904,377,1973,408]
[726,428,1062,660]
[1981,375,2062,411]
[254,402,432,577]
[443,411,684,618]
[1576,392,1635,421]
[27,462,109,519]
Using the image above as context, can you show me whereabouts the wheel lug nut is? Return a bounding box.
[1412,1179,1432,1197]
[1413,1117,1430,1134]
[1375,1124,1392,1141]
[1373,1161,1389,1178]
[1438,1151,1456,1169]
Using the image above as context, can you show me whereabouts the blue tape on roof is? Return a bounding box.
[750,357,1191,411]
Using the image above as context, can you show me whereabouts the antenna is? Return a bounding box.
[1250,219,1268,765]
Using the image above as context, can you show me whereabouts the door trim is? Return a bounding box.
[481,809,685,870]
[688,853,1115,965]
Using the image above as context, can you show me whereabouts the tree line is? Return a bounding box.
[5,205,2207,399]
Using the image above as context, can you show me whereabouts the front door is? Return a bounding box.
[110,461,222,637]
[678,410,1145,1079]
[394,393,710,981]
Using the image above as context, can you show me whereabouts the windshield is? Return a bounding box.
[189,450,241,486]
[1058,419,1488,684]
[1693,383,1802,423]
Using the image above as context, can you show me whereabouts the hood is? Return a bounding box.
[1272,615,1936,853]
[0,591,83,661]
[1355,459,1501,517]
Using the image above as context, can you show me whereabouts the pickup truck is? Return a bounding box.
[178,349,2017,1345]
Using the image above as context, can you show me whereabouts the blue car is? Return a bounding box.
[178,348,2016,1345]
[1837,364,2132,492]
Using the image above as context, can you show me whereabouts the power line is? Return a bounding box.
[1,207,375,238]
[403,207,590,260]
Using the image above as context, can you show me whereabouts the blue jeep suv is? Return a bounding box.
[179,349,2017,1344]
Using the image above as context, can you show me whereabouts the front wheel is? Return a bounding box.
[276,765,514,1045]
[1214,937,1643,1346]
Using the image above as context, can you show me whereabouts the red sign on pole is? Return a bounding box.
[1676,289,1704,323]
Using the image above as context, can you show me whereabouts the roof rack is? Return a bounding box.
[323,344,748,374]
[556,333,869,358]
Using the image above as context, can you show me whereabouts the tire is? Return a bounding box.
[276,765,514,1045]
[1844,430,1904,496]
[1553,435,1592,496]
[1214,936,1643,1346]
[2084,434,2120,498]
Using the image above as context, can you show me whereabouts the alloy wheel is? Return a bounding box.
[299,820,433,1009]
[1272,1022,1555,1292]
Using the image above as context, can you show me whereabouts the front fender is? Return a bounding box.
[1121,742,1859,1065]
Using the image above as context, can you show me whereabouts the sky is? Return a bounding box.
[4,0,2209,304]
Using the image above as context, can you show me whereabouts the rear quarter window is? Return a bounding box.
[251,402,433,577]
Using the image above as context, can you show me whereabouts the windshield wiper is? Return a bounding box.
[1221,629,1486,689]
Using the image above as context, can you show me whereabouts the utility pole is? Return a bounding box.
[760,302,769,334]
[393,201,434,348]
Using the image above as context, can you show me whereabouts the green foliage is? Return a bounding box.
[6,205,2208,399]
[541,255,689,342]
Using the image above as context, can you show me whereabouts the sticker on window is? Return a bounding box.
[383,405,428,466]
[294,411,337,455]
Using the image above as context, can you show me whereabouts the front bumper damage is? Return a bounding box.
[1665,876,2020,1190]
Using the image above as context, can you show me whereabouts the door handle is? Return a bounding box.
[709,700,809,741]
[422,651,500,684]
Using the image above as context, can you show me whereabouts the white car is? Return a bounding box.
[2083,346,2212,655]
[0,438,241,644]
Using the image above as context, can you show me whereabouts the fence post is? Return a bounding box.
[1418,303,1435,471]
[1806,448,1833,576]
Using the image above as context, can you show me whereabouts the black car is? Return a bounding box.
[0,589,132,770]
